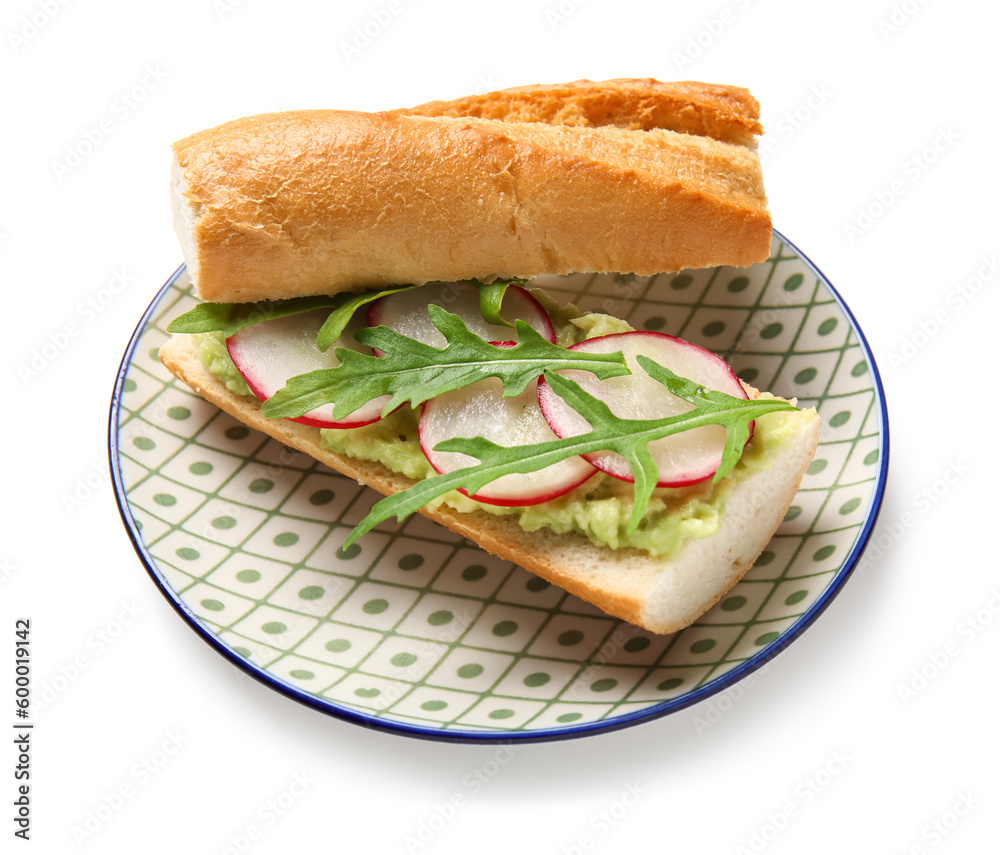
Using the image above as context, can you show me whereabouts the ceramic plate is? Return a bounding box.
[110,233,888,742]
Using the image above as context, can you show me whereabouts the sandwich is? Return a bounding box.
[158,79,820,634]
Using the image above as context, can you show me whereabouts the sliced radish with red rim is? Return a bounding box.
[537,331,750,487]
[419,342,595,506]
[227,309,393,429]
[368,282,555,347]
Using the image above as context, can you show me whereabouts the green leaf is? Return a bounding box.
[314,283,422,351]
[166,295,342,338]
[619,440,662,535]
[165,301,234,334]
[343,367,799,547]
[634,355,757,482]
[473,280,515,328]
[316,277,525,347]
[260,305,632,421]
[167,279,525,347]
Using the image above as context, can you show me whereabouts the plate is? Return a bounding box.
[109,233,888,742]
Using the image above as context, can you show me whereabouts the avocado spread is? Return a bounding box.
[198,296,799,558]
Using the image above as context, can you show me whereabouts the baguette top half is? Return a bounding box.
[172,109,770,304]
[391,78,763,147]
[157,333,818,634]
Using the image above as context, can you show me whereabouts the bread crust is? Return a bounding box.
[158,333,818,634]
[172,109,770,304]
[391,78,763,146]
[162,81,802,633]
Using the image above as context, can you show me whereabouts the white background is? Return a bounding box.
[3,0,997,852]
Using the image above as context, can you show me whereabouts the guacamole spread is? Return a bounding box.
[197,298,798,558]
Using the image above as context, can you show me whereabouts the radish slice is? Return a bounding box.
[368,282,556,346]
[419,345,596,506]
[226,309,392,429]
[537,331,749,487]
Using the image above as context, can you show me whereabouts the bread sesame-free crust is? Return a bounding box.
[158,334,818,634]
[172,108,770,303]
[391,78,763,146]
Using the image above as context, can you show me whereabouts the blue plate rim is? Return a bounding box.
[108,230,890,744]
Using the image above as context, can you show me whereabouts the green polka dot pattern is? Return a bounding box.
[112,236,886,739]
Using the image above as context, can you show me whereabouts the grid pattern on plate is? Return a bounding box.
[115,238,882,734]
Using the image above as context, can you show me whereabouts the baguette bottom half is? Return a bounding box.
[158,334,820,634]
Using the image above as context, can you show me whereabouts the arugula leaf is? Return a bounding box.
[636,355,756,482]
[314,283,421,351]
[316,278,525,347]
[474,280,519,328]
[166,295,342,338]
[166,284,425,346]
[260,305,632,421]
[167,278,527,346]
[343,367,798,547]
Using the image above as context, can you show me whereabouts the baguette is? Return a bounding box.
[172,109,770,304]
[161,80,814,634]
[159,332,819,634]
[391,78,763,146]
